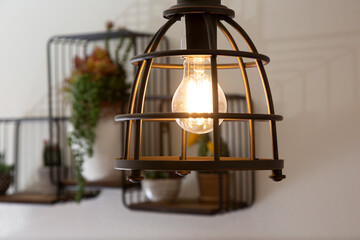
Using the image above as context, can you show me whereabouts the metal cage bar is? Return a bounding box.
[222,16,284,180]
[217,21,255,160]
[127,16,180,182]
[203,13,221,162]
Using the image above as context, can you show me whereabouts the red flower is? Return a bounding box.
[68,46,119,82]
[106,21,114,31]
[74,56,83,70]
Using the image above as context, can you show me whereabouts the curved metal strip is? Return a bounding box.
[133,15,180,161]
[223,16,280,160]
[115,112,283,122]
[114,159,284,171]
[127,26,166,116]
[221,16,259,53]
[204,13,220,161]
[134,61,266,69]
[124,17,180,160]
[217,20,255,160]
[135,62,236,69]
[130,49,270,65]
[123,28,162,159]
[135,16,180,114]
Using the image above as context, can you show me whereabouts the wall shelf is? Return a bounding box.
[60,179,140,190]
[46,29,161,193]
[0,193,58,204]
[127,200,249,215]
[0,190,100,204]
[123,171,254,215]
[61,179,123,188]
[0,30,162,204]
[121,95,255,215]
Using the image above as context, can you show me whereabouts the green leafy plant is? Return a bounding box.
[0,153,13,175]
[43,141,61,167]
[63,22,133,202]
[0,163,13,175]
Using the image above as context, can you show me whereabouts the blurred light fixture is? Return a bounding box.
[114,0,285,182]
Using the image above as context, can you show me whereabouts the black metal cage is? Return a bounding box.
[114,0,285,182]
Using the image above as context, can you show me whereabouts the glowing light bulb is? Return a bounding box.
[171,56,227,134]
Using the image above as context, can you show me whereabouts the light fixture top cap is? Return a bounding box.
[176,0,221,7]
[164,0,235,19]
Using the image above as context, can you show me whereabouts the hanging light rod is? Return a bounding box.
[114,0,285,183]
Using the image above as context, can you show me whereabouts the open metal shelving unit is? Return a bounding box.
[0,29,160,204]
[0,116,100,204]
[0,28,255,214]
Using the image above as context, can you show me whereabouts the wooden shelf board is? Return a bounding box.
[0,193,58,204]
[61,178,139,189]
[61,178,122,188]
[0,190,100,204]
[128,200,222,215]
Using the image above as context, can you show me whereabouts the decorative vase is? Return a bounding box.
[142,178,182,202]
[82,116,122,182]
[82,100,126,182]
[0,174,12,195]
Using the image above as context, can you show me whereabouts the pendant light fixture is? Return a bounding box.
[114,0,285,182]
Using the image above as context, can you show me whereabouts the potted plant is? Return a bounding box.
[37,140,64,195]
[142,171,183,203]
[187,133,230,204]
[43,140,61,167]
[63,21,133,202]
[0,153,14,195]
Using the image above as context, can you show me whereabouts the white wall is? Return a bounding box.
[1,0,360,239]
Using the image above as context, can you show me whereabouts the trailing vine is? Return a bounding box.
[64,22,133,202]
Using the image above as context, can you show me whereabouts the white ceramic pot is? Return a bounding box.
[142,178,181,202]
[82,117,122,181]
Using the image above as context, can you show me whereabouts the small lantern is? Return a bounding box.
[114,0,285,182]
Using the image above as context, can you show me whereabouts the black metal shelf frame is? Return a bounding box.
[121,94,255,215]
[0,117,89,204]
[0,29,167,204]
[46,29,170,200]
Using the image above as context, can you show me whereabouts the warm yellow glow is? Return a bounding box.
[172,56,227,134]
